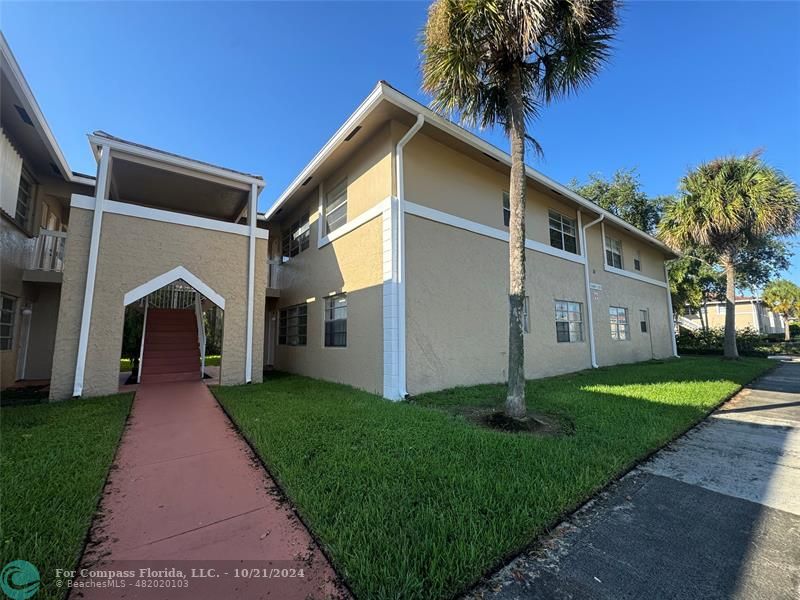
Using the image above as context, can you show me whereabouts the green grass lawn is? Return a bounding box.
[215,357,773,600]
[0,394,132,600]
[120,355,221,371]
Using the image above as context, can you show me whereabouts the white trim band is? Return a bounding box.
[123,266,226,309]
[404,201,586,265]
[318,197,391,248]
[604,264,668,288]
[71,194,269,240]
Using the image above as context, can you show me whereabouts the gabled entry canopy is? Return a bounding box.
[124,266,226,310]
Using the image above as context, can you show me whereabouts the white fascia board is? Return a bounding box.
[123,266,225,309]
[263,83,386,221]
[86,134,266,190]
[71,194,269,240]
[0,33,74,182]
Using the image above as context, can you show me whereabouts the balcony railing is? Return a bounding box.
[30,228,67,272]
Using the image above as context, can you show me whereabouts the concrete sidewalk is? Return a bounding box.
[467,359,800,600]
[75,381,347,599]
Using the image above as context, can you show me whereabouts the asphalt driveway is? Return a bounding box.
[466,359,800,600]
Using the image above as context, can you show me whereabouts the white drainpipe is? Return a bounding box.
[664,262,679,357]
[394,114,424,399]
[581,213,604,368]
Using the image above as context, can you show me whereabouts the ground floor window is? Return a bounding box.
[610,306,630,340]
[555,300,583,342]
[640,309,649,333]
[279,304,307,346]
[324,294,347,347]
[0,294,16,350]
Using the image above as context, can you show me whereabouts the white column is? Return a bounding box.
[245,183,257,383]
[73,144,111,396]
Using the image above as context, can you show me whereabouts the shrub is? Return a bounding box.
[677,327,799,356]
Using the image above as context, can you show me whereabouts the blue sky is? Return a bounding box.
[4,1,799,281]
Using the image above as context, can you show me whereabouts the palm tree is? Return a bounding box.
[763,279,800,341]
[420,0,619,419]
[659,153,799,358]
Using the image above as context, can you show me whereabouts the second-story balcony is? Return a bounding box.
[23,228,66,283]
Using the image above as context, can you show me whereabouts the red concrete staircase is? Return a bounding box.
[140,308,201,384]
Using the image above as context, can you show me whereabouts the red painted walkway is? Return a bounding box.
[75,382,346,599]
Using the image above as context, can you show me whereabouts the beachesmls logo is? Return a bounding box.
[0,561,40,600]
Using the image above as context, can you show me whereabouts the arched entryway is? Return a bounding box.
[119,267,225,387]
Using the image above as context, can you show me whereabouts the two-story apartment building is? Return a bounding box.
[679,296,787,335]
[263,83,678,398]
[2,33,678,402]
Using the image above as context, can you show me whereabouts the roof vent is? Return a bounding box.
[301,176,313,186]
[14,105,33,126]
[482,152,500,163]
[344,126,362,142]
[49,162,61,176]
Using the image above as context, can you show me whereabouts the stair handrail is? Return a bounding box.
[194,292,206,378]
[137,302,148,384]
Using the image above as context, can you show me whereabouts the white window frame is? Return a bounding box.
[324,293,347,347]
[278,303,307,346]
[502,191,510,227]
[548,210,579,255]
[324,178,348,234]
[640,309,649,333]
[555,300,584,343]
[605,236,623,269]
[281,212,310,260]
[1,294,16,351]
[633,250,642,272]
[610,306,630,340]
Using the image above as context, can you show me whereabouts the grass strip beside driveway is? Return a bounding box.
[1,393,133,600]
[215,357,772,600]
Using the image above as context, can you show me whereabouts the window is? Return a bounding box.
[278,304,307,346]
[549,211,578,254]
[281,213,310,259]
[717,304,725,314]
[16,168,33,229]
[324,294,347,347]
[325,178,348,234]
[502,192,510,227]
[0,295,15,351]
[633,251,641,271]
[555,300,583,343]
[640,309,649,333]
[605,236,623,269]
[523,296,530,333]
[609,306,629,340]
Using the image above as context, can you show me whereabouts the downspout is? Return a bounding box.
[395,114,424,399]
[664,262,679,357]
[245,183,258,383]
[581,213,604,368]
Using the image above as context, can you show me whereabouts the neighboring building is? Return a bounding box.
[679,297,787,335]
[1,35,95,389]
[1,35,679,402]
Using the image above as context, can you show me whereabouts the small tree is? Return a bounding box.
[659,153,799,358]
[763,279,800,341]
[121,307,144,376]
[421,0,619,419]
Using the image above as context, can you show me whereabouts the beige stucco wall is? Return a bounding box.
[49,207,266,399]
[24,284,61,379]
[270,125,391,395]
[584,223,673,366]
[406,215,591,394]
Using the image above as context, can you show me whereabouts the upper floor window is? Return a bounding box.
[279,303,307,346]
[609,306,629,340]
[633,250,642,272]
[281,212,310,260]
[549,210,578,254]
[555,300,583,342]
[0,295,16,351]
[325,178,348,234]
[502,192,510,227]
[605,236,623,269]
[324,294,347,347]
[16,167,33,230]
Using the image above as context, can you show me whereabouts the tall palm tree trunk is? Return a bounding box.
[784,315,791,341]
[506,71,527,419]
[722,255,739,359]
